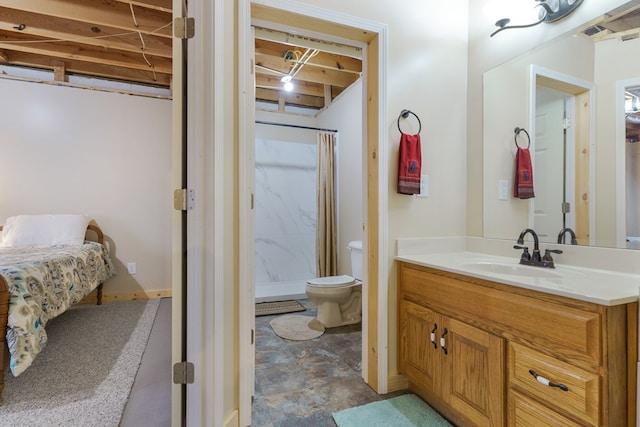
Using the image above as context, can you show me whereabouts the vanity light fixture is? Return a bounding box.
[490,0,584,37]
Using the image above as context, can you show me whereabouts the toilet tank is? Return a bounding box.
[348,241,363,280]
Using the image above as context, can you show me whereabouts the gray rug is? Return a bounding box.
[0,298,161,427]
[255,300,305,317]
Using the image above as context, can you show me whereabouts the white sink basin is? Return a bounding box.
[461,261,562,278]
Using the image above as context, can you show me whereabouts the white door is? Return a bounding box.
[171,1,188,426]
[534,87,565,242]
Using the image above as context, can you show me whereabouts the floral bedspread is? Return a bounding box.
[0,242,117,376]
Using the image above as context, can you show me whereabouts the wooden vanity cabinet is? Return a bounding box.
[398,261,638,427]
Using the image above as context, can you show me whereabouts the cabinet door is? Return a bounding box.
[442,317,505,427]
[399,299,440,392]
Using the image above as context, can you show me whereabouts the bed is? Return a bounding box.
[0,215,116,401]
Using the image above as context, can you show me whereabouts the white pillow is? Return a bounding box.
[0,214,91,247]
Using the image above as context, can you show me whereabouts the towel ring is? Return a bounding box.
[397,109,422,134]
[514,127,530,149]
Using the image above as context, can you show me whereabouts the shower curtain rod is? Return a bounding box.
[255,120,338,133]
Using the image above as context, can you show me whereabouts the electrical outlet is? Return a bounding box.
[127,262,137,275]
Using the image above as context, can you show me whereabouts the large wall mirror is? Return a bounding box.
[483,0,640,249]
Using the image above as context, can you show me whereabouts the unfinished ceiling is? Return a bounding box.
[0,0,173,88]
[253,28,362,110]
[0,1,363,108]
[582,0,640,41]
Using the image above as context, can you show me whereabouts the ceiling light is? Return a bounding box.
[281,75,292,83]
[283,81,294,92]
[488,0,583,37]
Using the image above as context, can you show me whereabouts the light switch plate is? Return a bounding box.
[417,174,429,198]
[498,180,509,200]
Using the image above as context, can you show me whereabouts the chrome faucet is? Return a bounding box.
[514,228,562,268]
[557,227,578,245]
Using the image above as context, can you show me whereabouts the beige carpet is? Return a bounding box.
[255,300,305,317]
[269,314,325,340]
[0,299,160,427]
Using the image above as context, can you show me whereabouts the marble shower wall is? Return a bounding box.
[255,138,318,286]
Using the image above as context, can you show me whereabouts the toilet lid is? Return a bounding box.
[306,275,356,287]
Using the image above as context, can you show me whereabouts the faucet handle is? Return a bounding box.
[542,249,563,262]
[513,245,531,261]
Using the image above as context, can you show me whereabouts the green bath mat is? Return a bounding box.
[332,394,452,427]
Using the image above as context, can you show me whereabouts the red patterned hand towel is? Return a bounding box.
[397,133,422,195]
[513,147,534,199]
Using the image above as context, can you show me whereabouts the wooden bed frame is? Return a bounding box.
[0,221,107,401]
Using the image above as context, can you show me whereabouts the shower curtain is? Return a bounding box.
[316,132,337,277]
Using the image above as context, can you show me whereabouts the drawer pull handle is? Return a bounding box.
[528,369,569,392]
[440,328,448,355]
[430,323,438,349]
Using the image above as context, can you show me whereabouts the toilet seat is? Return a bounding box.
[306,274,356,288]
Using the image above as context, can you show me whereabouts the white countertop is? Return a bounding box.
[396,249,640,306]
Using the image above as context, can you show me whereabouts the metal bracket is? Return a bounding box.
[174,17,195,39]
[174,189,195,211]
[561,202,571,214]
[173,361,195,384]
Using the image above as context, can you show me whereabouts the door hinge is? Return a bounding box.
[561,202,571,214]
[174,17,195,39]
[251,193,254,210]
[174,189,195,211]
[173,361,195,384]
[251,328,255,345]
[563,118,571,129]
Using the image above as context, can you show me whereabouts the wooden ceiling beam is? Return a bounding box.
[255,39,361,73]
[0,49,7,62]
[255,73,325,97]
[0,0,172,38]
[114,0,172,13]
[256,87,325,109]
[0,8,171,58]
[0,30,171,73]
[256,54,359,87]
[4,50,171,86]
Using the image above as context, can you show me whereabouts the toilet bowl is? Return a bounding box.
[305,241,363,328]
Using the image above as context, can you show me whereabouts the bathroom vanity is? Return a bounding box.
[396,243,639,427]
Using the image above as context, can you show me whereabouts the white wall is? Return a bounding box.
[0,78,172,297]
[317,79,363,276]
[254,123,318,289]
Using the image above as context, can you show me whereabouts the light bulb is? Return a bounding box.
[283,81,294,92]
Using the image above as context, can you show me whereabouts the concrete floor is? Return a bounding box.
[120,297,172,427]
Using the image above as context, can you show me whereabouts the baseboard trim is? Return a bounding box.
[387,372,409,393]
[81,289,172,304]
[224,409,239,427]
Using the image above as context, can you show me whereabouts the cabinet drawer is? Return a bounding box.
[508,391,583,427]
[509,343,599,426]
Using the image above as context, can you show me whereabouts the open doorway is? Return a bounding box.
[238,1,389,426]
[529,66,594,246]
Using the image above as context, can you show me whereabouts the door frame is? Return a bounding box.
[528,65,595,245]
[238,0,389,425]
[615,77,640,248]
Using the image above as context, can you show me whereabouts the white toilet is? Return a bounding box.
[305,241,363,328]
